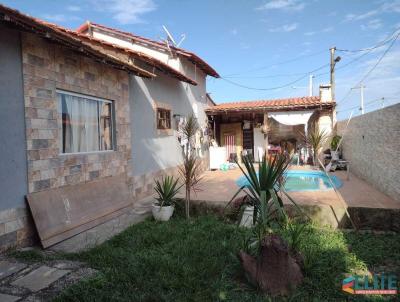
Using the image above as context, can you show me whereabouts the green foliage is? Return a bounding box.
[154,175,182,207]
[53,216,400,302]
[229,153,305,229]
[302,124,329,165]
[284,218,310,252]
[330,135,342,151]
[179,114,202,219]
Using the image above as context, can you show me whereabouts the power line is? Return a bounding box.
[222,49,326,77]
[220,63,329,91]
[223,72,307,79]
[336,27,400,53]
[337,32,400,104]
[337,97,399,113]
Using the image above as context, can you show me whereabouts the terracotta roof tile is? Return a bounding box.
[0,4,155,78]
[205,96,335,113]
[77,22,220,78]
[0,4,197,85]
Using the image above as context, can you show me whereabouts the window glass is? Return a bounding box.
[157,108,171,129]
[58,91,114,153]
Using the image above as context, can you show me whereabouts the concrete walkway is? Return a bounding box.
[0,253,96,301]
[190,166,399,209]
[186,166,399,230]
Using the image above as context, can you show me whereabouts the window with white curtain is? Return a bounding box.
[57,90,114,154]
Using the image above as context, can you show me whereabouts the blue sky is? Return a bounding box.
[3,0,400,120]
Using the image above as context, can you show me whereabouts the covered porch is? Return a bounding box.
[205,96,336,165]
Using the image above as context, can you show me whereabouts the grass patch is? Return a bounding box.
[50,216,399,301]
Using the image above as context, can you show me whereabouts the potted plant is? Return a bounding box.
[152,176,182,221]
[330,135,341,160]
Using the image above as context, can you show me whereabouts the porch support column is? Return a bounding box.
[263,112,269,158]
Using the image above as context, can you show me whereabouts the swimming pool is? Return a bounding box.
[236,170,343,192]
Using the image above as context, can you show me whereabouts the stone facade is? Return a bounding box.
[337,104,400,202]
[0,207,36,251]
[0,33,132,250]
[131,157,209,200]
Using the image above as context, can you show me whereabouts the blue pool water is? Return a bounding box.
[236,170,343,192]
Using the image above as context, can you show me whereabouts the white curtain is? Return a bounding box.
[85,99,99,152]
[60,94,100,153]
[268,111,314,126]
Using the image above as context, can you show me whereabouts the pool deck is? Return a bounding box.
[189,165,400,210]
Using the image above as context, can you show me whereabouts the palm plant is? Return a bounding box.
[154,176,182,207]
[304,124,329,166]
[179,115,202,219]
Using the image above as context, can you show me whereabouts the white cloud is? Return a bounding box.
[67,5,81,11]
[361,19,383,30]
[93,0,156,24]
[344,1,400,23]
[322,26,334,33]
[303,26,333,36]
[344,10,379,22]
[381,0,400,13]
[41,14,81,23]
[269,23,298,32]
[257,0,305,11]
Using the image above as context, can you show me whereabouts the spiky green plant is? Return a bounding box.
[154,176,182,207]
[303,124,329,166]
[230,153,303,227]
[179,115,202,219]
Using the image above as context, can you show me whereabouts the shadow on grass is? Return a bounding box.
[12,213,399,302]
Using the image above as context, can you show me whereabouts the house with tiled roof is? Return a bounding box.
[205,85,336,163]
[76,21,219,201]
[0,4,218,250]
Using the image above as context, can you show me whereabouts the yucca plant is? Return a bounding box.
[179,115,202,219]
[230,153,301,229]
[303,124,329,166]
[154,176,182,207]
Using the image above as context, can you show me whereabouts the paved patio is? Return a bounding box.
[190,166,400,210]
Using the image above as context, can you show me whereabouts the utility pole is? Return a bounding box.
[309,74,314,96]
[330,47,335,101]
[351,84,366,114]
[330,47,341,101]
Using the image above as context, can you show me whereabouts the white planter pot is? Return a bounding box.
[240,206,254,228]
[152,204,174,221]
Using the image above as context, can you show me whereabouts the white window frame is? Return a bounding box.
[57,89,115,155]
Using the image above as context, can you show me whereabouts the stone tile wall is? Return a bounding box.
[0,32,132,250]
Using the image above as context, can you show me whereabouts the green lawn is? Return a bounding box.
[14,215,400,301]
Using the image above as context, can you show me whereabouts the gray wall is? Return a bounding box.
[0,25,28,210]
[130,60,209,176]
[337,103,400,202]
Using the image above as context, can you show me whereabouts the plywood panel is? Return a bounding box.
[26,175,133,248]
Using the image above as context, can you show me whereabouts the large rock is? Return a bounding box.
[239,234,303,296]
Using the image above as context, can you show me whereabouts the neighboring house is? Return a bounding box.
[76,22,219,200]
[0,4,218,250]
[205,85,336,163]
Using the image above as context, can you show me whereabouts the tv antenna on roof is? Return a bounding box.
[162,25,186,48]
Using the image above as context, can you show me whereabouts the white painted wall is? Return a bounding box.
[92,30,182,72]
[253,127,264,162]
[130,66,209,176]
[91,28,210,176]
